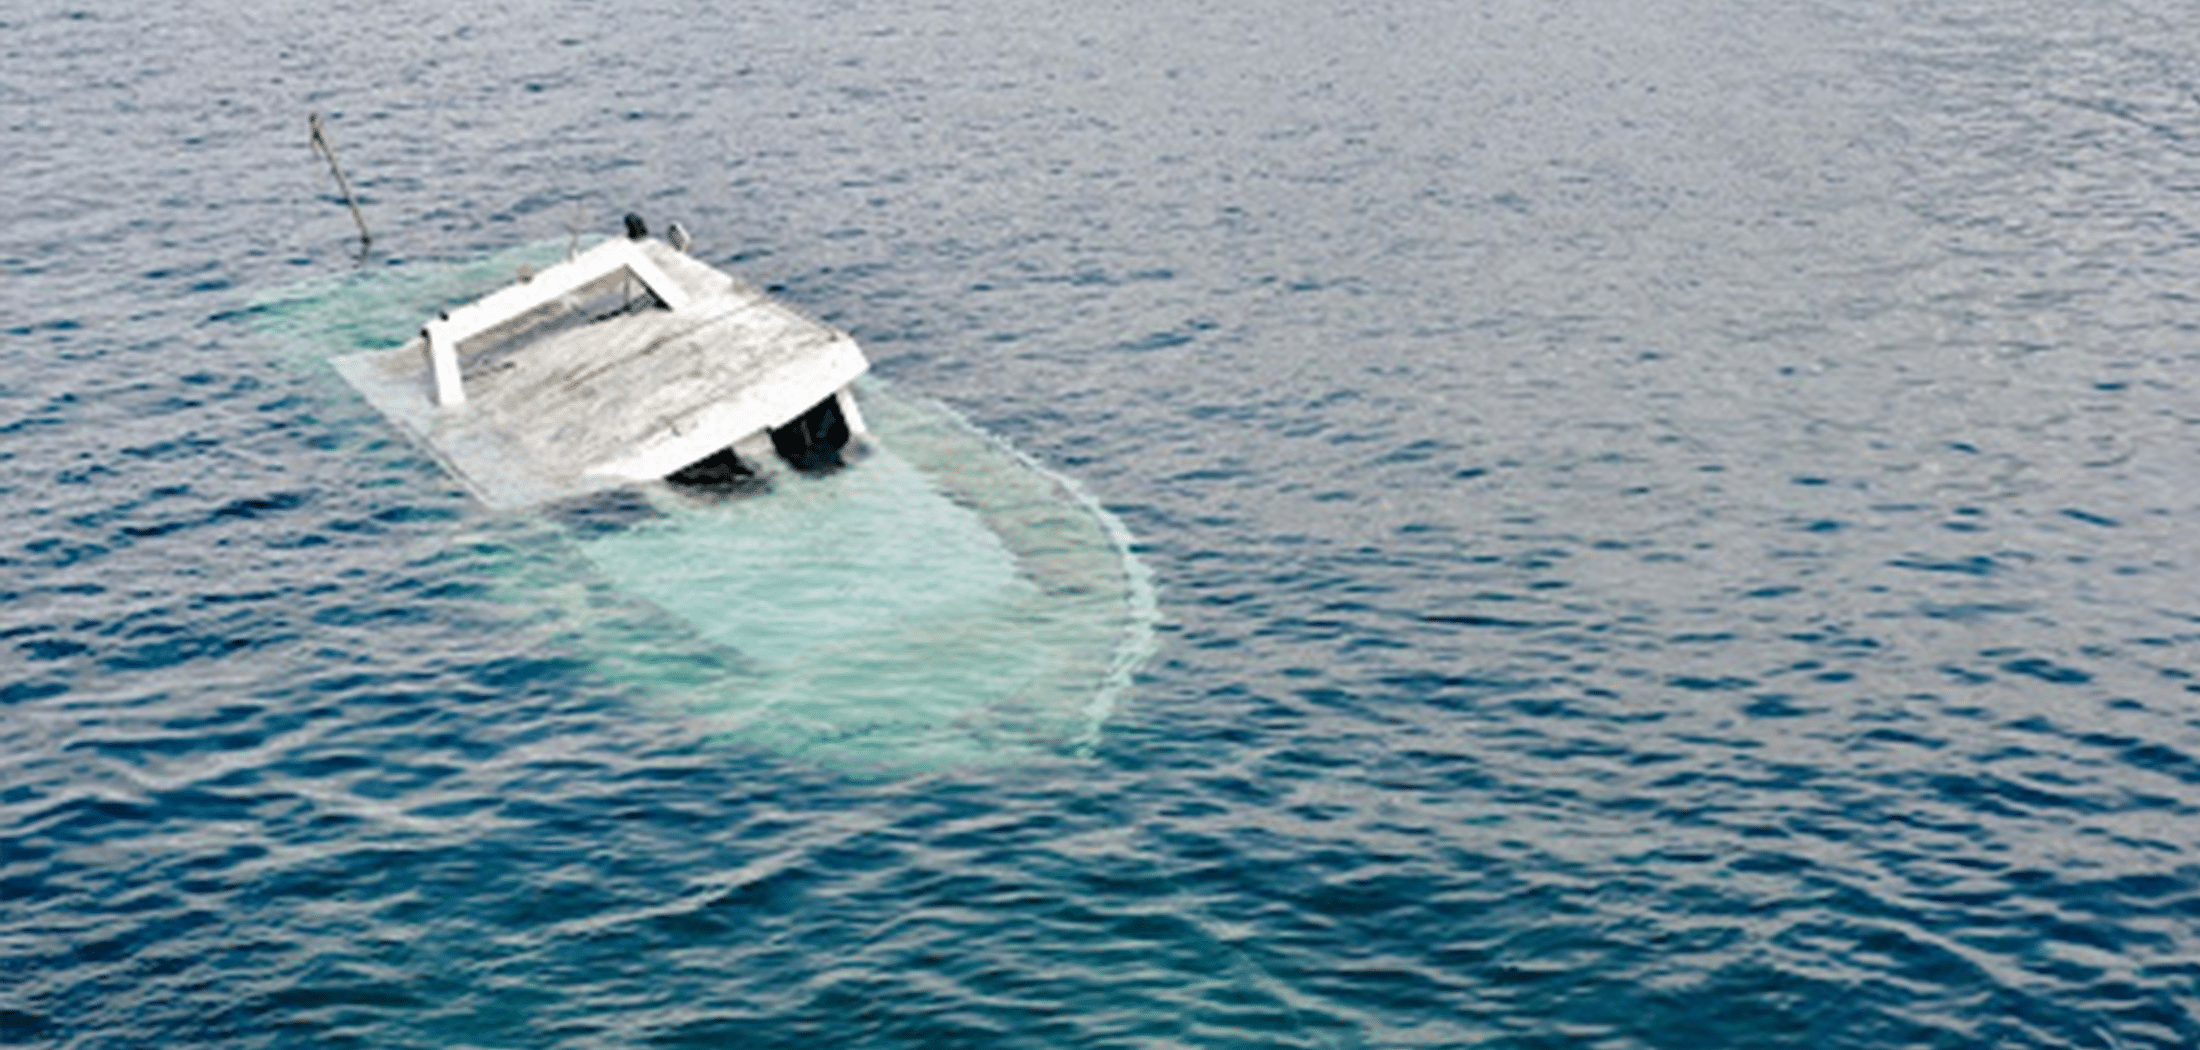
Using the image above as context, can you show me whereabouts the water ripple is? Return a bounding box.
[9,0,2200,1046]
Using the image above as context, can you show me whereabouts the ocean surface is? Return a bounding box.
[7,0,2200,1047]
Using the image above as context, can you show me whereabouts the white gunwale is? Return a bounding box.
[420,239,694,408]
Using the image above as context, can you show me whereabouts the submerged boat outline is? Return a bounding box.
[267,222,1155,775]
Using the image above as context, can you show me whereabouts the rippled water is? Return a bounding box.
[8,0,2200,1046]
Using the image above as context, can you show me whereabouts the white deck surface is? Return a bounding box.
[333,239,868,508]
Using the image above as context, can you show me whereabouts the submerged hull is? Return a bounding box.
[253,238,1154,776]
[579,382,1153,772]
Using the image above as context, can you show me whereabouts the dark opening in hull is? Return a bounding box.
[770,395,853,471]
[663,446,768,502]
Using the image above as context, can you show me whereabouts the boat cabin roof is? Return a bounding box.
[332,236,868,509]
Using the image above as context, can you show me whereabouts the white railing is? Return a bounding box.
[419,239,691,408]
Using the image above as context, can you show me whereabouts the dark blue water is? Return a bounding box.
[9,0,2200,1046]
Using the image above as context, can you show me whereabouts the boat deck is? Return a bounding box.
[333,238,867,509]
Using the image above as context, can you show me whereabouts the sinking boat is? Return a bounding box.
[258,223,1154,776]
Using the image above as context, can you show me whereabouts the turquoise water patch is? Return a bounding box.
[584,389,1156,773]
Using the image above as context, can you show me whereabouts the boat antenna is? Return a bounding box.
[307,112,372,250]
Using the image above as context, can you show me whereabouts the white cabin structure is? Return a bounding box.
[333,232,868,509]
